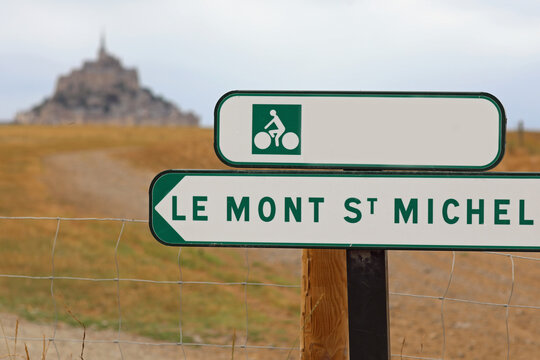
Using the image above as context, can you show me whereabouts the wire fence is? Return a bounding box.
[0,216,539,359]
[390,251,540,360]
[0,216,301,360]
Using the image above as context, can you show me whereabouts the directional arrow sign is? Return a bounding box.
[150,171,540,250]
[214,91,506,170]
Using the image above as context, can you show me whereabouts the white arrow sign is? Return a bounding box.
[214,91,505,170]
[150,171,540,250]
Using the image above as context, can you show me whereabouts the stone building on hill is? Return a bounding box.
[15,37,199,126]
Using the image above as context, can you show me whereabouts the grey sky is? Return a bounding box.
[1,0,540,128]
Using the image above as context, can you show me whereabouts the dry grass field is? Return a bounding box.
[0,125,300,359]
[0,125,539,359]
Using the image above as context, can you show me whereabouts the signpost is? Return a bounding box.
[214,91,505,170]
[149,90,527,359]
[150,170,540,250]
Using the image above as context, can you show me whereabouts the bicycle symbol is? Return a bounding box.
[253,109,300,151]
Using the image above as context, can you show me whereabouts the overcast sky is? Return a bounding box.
[1,0,540,128]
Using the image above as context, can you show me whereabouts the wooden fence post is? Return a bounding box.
[518,119,524,146]
[301,249,349,359]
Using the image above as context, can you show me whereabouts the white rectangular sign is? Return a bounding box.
[150,171,539,250]
[214,91,505,170]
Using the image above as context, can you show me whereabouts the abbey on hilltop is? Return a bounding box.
[15,36,199,126]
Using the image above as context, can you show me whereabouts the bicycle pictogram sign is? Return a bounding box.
[251,104,301,155]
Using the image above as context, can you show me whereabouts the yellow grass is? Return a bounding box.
[496,131,540,171]
[0,125,300,346]
[1,124,540,359]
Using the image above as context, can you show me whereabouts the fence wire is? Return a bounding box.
[0,216,539,360]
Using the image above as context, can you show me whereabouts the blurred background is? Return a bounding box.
[1,0,540,128]
[1,1,540,360]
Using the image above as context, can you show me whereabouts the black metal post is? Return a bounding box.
[346,249,390,359]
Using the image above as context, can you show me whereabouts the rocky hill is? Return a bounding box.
[15,38,199,126]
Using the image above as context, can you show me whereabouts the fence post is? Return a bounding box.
[518,119,524,146]
[301,249,349,359]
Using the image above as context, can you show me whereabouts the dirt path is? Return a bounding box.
[42,148,154,219]
[0,312,295,360]
[40,148,302,270]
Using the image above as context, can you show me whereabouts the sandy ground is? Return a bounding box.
[41,149,153,220]
[2,148,540,359]
[0,312,296,360]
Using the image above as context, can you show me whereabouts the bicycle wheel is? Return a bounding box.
[282,132,299,150]
[254,131,272,150]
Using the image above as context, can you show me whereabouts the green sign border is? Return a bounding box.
[214,91,506,171]
[149,170,540,251]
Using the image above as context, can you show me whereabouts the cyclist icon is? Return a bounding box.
[254,109,299,151]
[265,109,285,147]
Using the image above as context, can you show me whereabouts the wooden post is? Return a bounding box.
[301,249,349,360]
[518,119,524,146]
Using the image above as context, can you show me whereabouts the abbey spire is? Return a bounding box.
[98,32,109,61]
